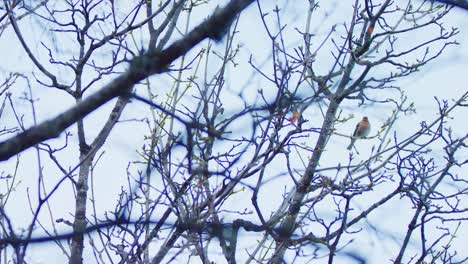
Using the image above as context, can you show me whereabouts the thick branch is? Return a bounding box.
[0,0,255,162]
[435,0,468,10]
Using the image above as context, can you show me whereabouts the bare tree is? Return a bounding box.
[0,0,466,263]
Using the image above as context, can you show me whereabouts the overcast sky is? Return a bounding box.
[0,1,466,263]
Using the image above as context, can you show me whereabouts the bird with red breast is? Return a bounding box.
[347,116,371,150]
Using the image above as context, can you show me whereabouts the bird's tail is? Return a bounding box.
[347,138,356,150]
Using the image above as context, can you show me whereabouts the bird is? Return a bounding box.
[347,116,371,150]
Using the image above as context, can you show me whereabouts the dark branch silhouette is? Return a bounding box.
[0,0,255,161]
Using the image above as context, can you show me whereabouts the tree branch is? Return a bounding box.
[0,0,255,162]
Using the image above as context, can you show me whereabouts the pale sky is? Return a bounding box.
[0,1,466,263]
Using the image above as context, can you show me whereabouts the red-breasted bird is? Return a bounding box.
[347,116,371,150]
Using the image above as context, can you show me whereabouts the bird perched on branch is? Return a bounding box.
[347,116,371,150]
